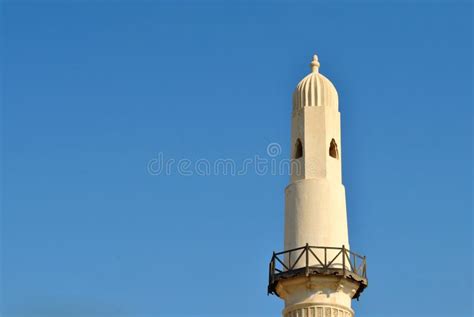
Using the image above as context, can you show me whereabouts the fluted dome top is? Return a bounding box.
[292,55,339,112]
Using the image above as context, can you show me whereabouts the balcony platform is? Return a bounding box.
[268,245,368,300]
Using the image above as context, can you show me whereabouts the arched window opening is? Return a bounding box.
[329,139,339,159]
[294,139,303,159]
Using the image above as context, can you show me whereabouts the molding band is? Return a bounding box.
[283,303,353,317]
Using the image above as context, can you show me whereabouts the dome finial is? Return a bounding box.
[310,54,320,73]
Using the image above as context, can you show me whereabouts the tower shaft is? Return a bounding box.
[285,102,349,256]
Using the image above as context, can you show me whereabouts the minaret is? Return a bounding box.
[268,55,368,317]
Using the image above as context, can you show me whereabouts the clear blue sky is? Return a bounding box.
[1,1,472,317]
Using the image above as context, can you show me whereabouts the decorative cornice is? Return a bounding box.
[283,303,353,317]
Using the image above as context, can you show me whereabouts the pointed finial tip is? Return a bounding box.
[310,54,320,72]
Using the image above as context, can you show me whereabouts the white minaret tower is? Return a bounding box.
[268,55,368,317]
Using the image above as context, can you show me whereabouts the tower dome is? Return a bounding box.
[292,55,339,111]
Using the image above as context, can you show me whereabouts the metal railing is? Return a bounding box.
[268,244,368,299]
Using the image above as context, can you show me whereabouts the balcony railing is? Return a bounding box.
[268,244,368,299]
